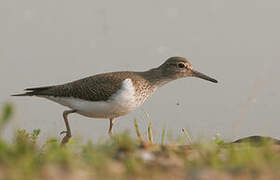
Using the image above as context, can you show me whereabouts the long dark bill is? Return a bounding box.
[191,70,218,83]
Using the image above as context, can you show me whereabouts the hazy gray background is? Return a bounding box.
[1,0,280,142]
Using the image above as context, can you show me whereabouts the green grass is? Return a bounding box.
[1,103,280,179]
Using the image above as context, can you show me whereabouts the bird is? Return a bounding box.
[13,57,218,144]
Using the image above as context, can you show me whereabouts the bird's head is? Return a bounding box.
[159,57,218,83]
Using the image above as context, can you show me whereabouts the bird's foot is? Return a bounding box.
[60,130,71,145]
[60,130,68,135]
[108,130,113,137]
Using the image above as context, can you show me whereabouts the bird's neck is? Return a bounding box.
[140,68,175,88]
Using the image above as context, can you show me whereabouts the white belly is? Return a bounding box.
[43,78,141,119]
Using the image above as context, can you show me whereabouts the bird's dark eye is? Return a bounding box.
[178,63,186,68]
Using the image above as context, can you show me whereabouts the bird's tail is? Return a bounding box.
[11,86,53,97]
[11,92,33,96]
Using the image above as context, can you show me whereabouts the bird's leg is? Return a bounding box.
[108,118,115,136]
[60,109,77,145]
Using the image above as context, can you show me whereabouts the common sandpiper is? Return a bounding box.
[13,57,218,144]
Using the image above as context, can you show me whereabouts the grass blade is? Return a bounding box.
[134,118,143,142]
[182,128,192,144]
[145,112,153,143]
[161,125,166,145]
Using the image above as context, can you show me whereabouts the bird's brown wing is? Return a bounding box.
[16,72,134,101]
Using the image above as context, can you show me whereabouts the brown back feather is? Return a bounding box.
[29,72,144,101]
